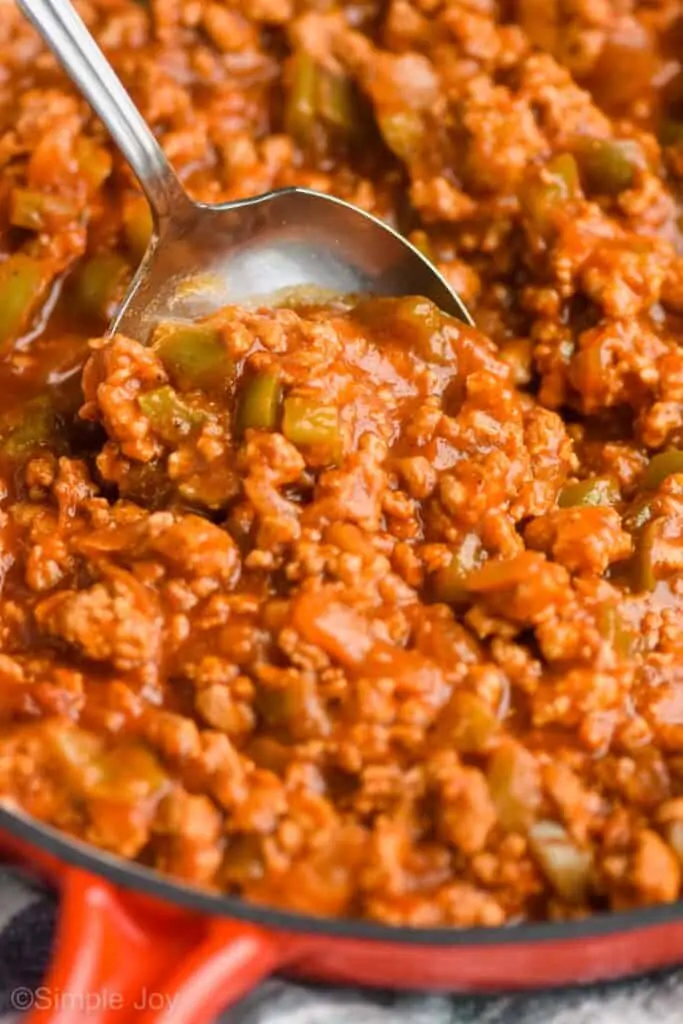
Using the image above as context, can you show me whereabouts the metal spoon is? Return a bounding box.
[17,0,473,343]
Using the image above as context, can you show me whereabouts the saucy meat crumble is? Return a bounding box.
[0,0,683,925]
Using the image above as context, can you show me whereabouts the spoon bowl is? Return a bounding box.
[18,0,473,341]
[115,188,473,343]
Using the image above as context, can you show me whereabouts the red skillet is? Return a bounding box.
[1,807,683,1024]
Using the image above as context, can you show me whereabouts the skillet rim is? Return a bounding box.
[2,805,683,947]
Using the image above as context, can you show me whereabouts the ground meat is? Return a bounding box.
[145,513,240,584]
[34,569,162,672]
[0,0,681,930]
[81,336,168,462]
[525,506,632,575]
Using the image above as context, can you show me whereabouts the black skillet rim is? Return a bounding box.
[1,805,682,948]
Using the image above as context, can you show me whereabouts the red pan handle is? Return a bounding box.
[22,867,286,1024]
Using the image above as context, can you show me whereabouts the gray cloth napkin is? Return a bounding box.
[0,867,680,1022]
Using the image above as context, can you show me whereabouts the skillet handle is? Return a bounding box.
[22,867,284,1024]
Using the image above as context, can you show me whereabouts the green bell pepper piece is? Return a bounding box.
[138,386,206,445]
[642,450,683,491]
[558,476,620,508]
[236,372,282,435]
[282,395,340,452]
[152,322,233,393]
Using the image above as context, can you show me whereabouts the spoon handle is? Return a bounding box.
[16,0,190,220]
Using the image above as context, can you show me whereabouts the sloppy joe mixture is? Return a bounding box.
[0,0,683,927]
